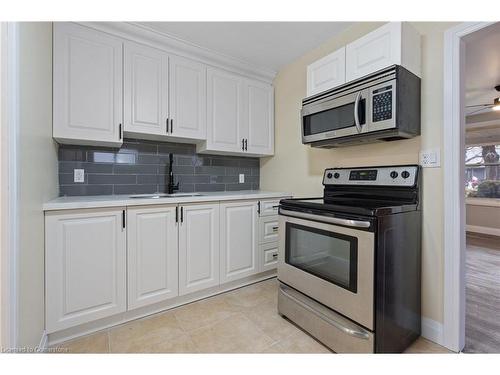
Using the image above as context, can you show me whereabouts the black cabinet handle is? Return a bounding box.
[170,118,173,134]
[122,210,126,229]
[166,118,169,133]
[175,206,178,223]
[119,123,122,140]
[242,139,245,151]
[180,206,184,223]
[257,201,261,214]
[244,139,248,151]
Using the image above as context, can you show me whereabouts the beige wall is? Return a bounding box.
[261,22,459,323]
[17,22,58,346]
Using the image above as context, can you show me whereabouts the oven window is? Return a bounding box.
[285,223,358,293]
[303,99,365,136]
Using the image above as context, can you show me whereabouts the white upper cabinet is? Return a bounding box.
[220,201,259,283]
[45,208,126,333]
[306,47,346,96]
[178,203,220,295]
[127,205,178,310]
[124,42,169,137]
[345,22,421,81]
[202,67,245,154]
[243,79,274,155]
[53,23,123,147]
[169,55,207,140]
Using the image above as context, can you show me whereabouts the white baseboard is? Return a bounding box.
[421,317,444,346]
[466,225,500,237]
[37,330,48,352]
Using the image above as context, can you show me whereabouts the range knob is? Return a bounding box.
[333,172,340,179]
[401,170,410,179]
[326,172,333,179]
[390,171,398,179]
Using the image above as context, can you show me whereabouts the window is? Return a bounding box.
[465,144,500,198]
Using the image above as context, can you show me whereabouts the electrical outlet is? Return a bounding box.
[239,174,245,183]
[74,169,85,183]
[420,149,441,168]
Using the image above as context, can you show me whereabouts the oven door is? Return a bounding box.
[301,88,369,144]
[278,212,375,330]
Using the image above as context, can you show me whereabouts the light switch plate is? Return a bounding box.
[420,149,441,168]
[239,174,245,183]
[74,169,85,183]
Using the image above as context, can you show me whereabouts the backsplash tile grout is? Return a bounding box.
[58,139,260,196]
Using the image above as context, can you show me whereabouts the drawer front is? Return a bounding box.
[261,242,278,271]
[259,200,280,217]
[259,216,279,244]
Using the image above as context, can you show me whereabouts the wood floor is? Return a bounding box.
[464,234,500,353]
[50,278,450,354]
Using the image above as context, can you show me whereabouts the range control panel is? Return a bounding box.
[323,165,418,187]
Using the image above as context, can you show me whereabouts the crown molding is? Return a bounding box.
[77,22,276,84]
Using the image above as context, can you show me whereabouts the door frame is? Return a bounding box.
[442,21,496,352]
[0,22,19,350]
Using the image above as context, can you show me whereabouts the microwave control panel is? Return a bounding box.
[372,85,393,122]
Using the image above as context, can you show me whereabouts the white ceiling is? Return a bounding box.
[464,22,500,116]
[136,22,352,72]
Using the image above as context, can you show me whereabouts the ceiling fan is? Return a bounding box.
[466,85,500,115]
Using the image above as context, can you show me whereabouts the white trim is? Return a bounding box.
[466,197,500,208]
[421,317,444,347]
[466,225,500,237]
[0,22,19,350]
[37,330,48,352]
[442,21,495,353]
[77,22,276,84]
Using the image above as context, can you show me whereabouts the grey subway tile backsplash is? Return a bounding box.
[58,139,260,196]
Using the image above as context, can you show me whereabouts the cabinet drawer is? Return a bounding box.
[259,216,279,244]
[259,200,280,217]
[261,243,278,272]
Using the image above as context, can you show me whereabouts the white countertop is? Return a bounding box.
[43,190,292,211]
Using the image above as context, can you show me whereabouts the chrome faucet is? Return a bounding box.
[167,153,179,194]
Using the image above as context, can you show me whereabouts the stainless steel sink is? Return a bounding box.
[129,193,203,199]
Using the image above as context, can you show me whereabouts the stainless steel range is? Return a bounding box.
[277,165,421,353]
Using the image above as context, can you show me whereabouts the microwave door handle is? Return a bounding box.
[354,91,362,133]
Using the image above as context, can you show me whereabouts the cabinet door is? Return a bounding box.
[220,201,259,283]
[127,205,178,310]
[179,203,220,295]
[307,47,346,96]
[124,42,169,137]
[169,55,207,140]
[345,22,402,81]
[53,23,123,147]
[260,242,279,272]
[206,68,245,153]
[45,208,126,333]
[243,79,274,155]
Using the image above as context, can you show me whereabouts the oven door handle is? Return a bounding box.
[354,91,362,133]
[279,208,371,229]
[280,284,370,340]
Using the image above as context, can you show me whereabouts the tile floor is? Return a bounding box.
[52,278,451,354]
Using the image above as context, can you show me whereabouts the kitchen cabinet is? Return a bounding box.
[45,208,126,333]
[53,23,123,147]
[345,22,421,81]
[168,55,207,140]
[123,42,169,137]
[201,67,245,154]
[259,215,280,244]
[260,242,279,272]
[127,205,178,310]
[198,68,274,156]
[178,203,220,295]
[243,79,274,155]
[220,201,259,283]
[306,47,346,97]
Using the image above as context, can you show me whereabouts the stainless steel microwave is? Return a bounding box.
[301,65,420,148]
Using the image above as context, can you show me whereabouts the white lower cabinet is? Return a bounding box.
[178,203,220,295]
[220,201,259,283]
[127,205,178,309]
[45,208,127,333]
[260,242,279,272]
